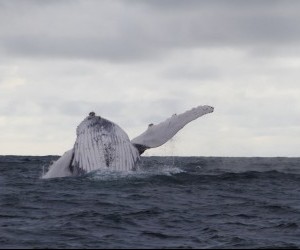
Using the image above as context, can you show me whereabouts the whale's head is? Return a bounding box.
[76,112,115,136]
[73,111,140,172]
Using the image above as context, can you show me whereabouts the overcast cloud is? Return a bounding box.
[0,0,299,157]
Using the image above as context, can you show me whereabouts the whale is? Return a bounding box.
[43,105,214,178]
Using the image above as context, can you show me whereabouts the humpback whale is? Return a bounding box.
[43,105,214,179]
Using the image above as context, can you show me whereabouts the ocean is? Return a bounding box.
[0,156,299,249]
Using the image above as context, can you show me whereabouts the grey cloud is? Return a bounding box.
[1,0,300,61]
[57,98,186,124]
[161,65,220,81]
[2,36,160,62]
[0,95,185,127]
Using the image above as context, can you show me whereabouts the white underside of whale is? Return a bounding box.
[43,149,74,178]
[72,116,140,174]
[43,105,214,179]
[131,105,214,148]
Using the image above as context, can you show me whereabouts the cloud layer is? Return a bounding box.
[0,0,299,156]
[1,0,300,61]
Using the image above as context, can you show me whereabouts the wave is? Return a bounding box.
[79,165,300,187]
[87,164,185,181]
[1,155,299,181]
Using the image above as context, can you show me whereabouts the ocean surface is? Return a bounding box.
[0,156,299,249]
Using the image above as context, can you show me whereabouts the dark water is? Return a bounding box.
[0,156,300,249]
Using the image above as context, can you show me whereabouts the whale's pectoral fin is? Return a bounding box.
[131,105,214,155]
[42,149,74,179]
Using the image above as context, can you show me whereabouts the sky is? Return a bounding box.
[0,0,300,157]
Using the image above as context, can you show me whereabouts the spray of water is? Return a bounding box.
[88,162,185,181]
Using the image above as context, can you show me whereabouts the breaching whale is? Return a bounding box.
[43,105,214,179]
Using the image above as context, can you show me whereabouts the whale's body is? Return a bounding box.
[72,115,140,174]
[43,105,214,179]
